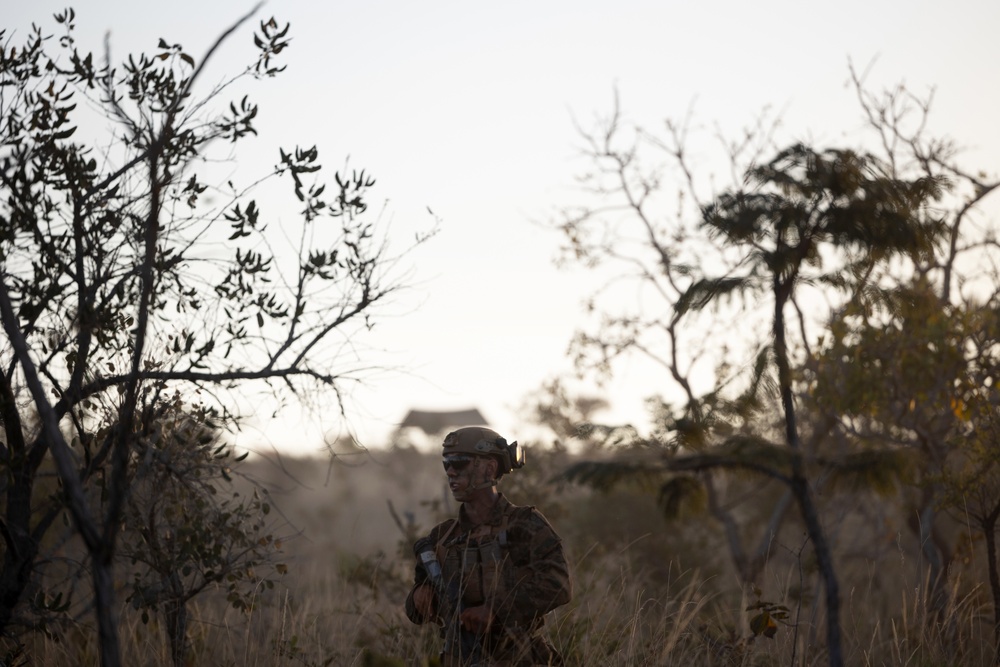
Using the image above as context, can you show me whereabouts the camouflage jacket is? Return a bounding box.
[405,494,571,664]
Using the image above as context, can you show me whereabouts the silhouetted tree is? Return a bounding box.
[0,8,430,665]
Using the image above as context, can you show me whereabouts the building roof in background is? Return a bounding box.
[397,408,488,436]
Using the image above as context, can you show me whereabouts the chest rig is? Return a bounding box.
[435,506,515,611]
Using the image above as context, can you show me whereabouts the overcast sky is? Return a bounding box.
[7,1,1000,454]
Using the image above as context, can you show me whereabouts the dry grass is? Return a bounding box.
[10,448,1000,666]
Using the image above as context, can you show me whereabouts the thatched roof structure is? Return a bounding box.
[396,408,489,436]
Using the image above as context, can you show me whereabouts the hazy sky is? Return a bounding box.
[7,1,1000,453]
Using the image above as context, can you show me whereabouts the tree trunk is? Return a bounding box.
[165,601,189,667]
[0,531,35,635]
[774,275,843,667]
[0,368,34,635]
[746,489,794,584]
[164,573,190,667]
[0,470,36,634]
[915,498,952,617]
[790,476,842,667]
[705,476,794,585]
[93,557,122,667]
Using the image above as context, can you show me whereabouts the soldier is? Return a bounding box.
[405,427,572,666]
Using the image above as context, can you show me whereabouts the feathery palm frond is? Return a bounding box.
[665,434,794,484]
[819,449,912,496]
[657,474,707,519]
[558,459,667,493]
[676,276,751,316]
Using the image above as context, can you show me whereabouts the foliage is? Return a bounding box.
[683,141,941,666]
[547,71,998,667]
[0,8,430,665]
[812,280,1000,658]
[118,397,285,665]
[12,443,1000,665]
[746,594,789,640]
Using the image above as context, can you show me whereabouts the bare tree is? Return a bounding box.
[551,98,800,589]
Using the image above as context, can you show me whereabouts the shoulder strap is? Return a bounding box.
[497,500,529,547]
[436,518,459,546]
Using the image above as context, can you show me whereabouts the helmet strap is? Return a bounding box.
[467,458,498,492]
[467,478,497,492]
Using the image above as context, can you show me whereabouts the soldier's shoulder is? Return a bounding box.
[423,517,459,541]
[506,502,557,533]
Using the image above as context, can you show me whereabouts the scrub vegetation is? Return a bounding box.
[3,7,1000,667]
[10,444,1000,666]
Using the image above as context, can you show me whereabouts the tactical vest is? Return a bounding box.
[430,502,563,667]
[435,504,515,615]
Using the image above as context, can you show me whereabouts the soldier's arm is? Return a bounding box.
[407,583,437,624]
[404,522,450,625]
[405,567,432,624]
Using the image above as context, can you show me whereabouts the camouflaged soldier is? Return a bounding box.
[405,427,572,667]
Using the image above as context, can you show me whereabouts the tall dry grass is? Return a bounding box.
[11,447,999,666]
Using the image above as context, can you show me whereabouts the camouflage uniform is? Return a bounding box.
[405,493,572,667]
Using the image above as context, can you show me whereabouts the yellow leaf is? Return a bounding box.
[749,611,778,638]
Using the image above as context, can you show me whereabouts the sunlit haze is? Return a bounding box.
[8,0,1000,453]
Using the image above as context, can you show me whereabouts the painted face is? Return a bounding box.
[443,454,492,501]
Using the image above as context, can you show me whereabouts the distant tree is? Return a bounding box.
[810,283,962,612]
[523,378,623,449]
[947,305,1000,664]
[552,98,801,590]
[840,63,1000,627]
[684,142,944,667]
[813,280,1000,659]
[553,88,951,667]
[945,345,1000,664]
[0,8,430,666]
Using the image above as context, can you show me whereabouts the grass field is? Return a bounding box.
[12,445,997,666]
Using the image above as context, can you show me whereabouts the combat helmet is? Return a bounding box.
[442,426,525,478]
